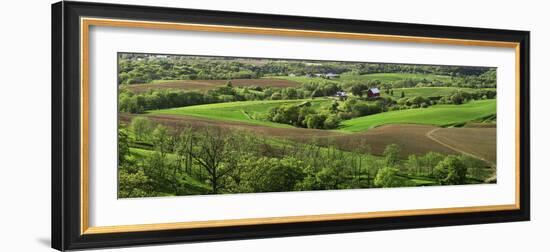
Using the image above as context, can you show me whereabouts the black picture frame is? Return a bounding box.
[52,1,530,251]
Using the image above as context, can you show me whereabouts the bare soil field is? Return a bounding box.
[121,114,499,160]
[119,113,341,140]
[327,124,458,157]
[124,78,300,93]
[427,127,496,163]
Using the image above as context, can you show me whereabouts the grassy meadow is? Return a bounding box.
[150,99,333,127]
[339,99,496,132]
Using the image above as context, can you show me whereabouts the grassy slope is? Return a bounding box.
[339,99,496,132]
[271,76,338,84]
[341,73,453,82]
[276,73,453,84]
[383,87,495,98]
[149,98,496,132]
[148,99,332,127]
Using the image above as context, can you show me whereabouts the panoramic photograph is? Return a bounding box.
[117,53,497,198]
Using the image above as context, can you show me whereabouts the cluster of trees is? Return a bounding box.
[373,144,489,188]
[265,101,341,129]
[389,89,497,111]
[118,118,491,197]
[118,53,497,87]
[265,97,395,129]
[118,88,213,113]
[338,98,389,119]
[437,89,497,105]
[389,73,496,89]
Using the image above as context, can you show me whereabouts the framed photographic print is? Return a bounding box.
[52,1,530,250]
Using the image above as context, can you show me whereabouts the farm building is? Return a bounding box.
[367,88,381,98]
[314,73,340,79]
[325,73,339,79]
[335,91,348,100]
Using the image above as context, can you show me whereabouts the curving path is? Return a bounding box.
[426,128,494,165]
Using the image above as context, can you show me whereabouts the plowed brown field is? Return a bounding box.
[427,127,496,163]
[121,114,495,161]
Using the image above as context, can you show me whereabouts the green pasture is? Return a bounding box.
[275,73,454,84]
[148,99,332,127]
[383,87,495,99]
[339,99,496,132]
[340,72,454,83]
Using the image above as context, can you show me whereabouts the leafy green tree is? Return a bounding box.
[341,98,358,112]
[270,92,282,100]
[188,128,238,194]
[406,154,420,175]
[383,144,401,167]
[459,155,488,180]
[434,156,467,185]
[241,157,305,192]
[119,94,143,113]
[315,159,349,190]
[151,124,171,156]
[282,88,298,99]
[450,92,465,104]
[323,114,341,129]
[305,114,327,129]
[329,100,339,112]
[311,88,323,98]
[118,124,130,165]
[350,83,368,97]
[419,151,445,175]
[374,167,408,188]
[130,116,153,141]
[400,90,405,98]
[118,169,153,198]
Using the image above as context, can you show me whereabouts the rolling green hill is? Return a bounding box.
[275,73,454,85]
[382,87,495,99]
[149,99,332,127]
[383,87,495,98]
[340,72,454,83]
[339,99,496,132]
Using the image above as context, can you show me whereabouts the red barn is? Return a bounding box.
[367,88,381,98]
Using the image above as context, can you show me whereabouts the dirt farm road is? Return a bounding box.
[426,128,495,165]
